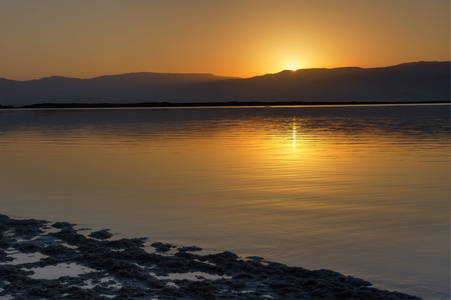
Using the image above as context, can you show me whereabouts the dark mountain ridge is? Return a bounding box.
[0,61,449,107]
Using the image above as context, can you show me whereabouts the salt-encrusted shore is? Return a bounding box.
[0,214,422,299]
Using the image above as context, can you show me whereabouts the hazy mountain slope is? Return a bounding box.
[0,73,238,106]
[0,62,449,106]
[201,61,450,102]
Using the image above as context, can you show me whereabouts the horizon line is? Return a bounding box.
[2,60,449,82]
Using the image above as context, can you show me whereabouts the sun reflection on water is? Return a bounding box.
[0,106,449,300]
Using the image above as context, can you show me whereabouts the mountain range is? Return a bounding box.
[0,61,449,107]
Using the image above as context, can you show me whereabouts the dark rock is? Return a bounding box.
[0,215,424,300]
[16,242,42,253]
[246,255,264,261]
[41,244,76,256]
[151,242,173,253]
[89,229,113,240]
[178,245,203,252]
[106,237,147,249]
[177,280,219,299]
[116,285,148,298]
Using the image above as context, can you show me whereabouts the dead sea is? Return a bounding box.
[0,105,449,299]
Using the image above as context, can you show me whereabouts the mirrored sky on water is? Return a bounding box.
[0,104,449,299]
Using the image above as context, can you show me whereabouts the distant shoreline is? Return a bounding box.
[2,62,449,107]
[1,100,449,110]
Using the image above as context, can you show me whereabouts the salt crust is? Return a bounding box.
[0,214,423,299]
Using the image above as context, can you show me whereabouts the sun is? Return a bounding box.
[285,62,301,71]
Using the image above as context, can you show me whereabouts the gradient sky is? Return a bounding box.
[1,0,449,80]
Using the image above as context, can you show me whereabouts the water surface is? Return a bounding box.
[0,104,449,299]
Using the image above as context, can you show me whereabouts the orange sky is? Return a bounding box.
[1,0,449,80]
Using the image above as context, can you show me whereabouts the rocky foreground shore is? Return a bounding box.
[0,214,421,299]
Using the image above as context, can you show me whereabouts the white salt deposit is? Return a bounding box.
[26,263,96,280]
[152,271,231,281]
[0,249,48,265]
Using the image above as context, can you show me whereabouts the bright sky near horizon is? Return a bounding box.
[0,0,449,80]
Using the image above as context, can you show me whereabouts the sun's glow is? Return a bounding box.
[285,62,301,71]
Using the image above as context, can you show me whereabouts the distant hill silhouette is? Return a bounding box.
[0,62,449,107]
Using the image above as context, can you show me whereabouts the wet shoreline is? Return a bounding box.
[0,214,422,299]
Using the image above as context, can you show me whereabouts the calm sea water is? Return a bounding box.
[0,104,449,299]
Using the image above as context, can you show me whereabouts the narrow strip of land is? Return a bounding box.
[1,100,448,110]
